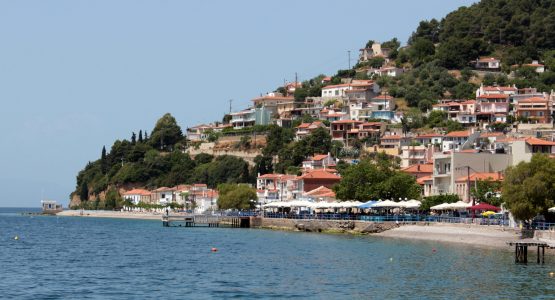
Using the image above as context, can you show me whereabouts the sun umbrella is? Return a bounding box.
[468,203,501,212]
[358,200,378,209]
[481,211,496,217]
[548,207,555,213]
[372,200,402,208]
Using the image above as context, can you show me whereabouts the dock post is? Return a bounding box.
[537,246,540,264]
[542,246,545,264]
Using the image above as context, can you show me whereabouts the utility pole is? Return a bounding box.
[295,72,298,86]
[229,99,233,114]
[348,50,351,69]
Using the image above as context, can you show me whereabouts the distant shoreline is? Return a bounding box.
[56,210,524,250]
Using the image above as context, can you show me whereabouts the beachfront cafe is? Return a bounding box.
[262,199,507,225]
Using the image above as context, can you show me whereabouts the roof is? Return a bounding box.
[312,154,330,161]
[479,132,504,138]
[152,187,175,192]
[477,57,499,62]
[456,172,504,182]
[417,175,433,185]
[252,95,294,102]
[417,133,443,138]
[305,186,336,197]
[123,188,151,196]
[525,137,555,146]
[518,97,547,103]
[300,170,341,180]
[296,123,311,129]
[523,63,544,67]
[477,94,509,99]
[461,100,476,105]
[372,95,394,100]
[401,164,433,174]
[483,86,517,92]
[381,135,401,140]
[331,120,363,124]
[445,130,471,138]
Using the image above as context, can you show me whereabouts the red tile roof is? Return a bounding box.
[525,137,555,146]
[477,94,509,99]
[305,186,336,197]
[401,164,433,174]
[381,135,401,140]
[479,132,504,138]
[445,130,471,138]
[331,120,363,124]
[417,175,433,185]
[456,172,504,182]
[123,189,151,196]
[518,97,547,103]
[312,154,329,161]
[300,170,341,180]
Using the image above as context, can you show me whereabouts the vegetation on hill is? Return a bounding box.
[72,113,253,207]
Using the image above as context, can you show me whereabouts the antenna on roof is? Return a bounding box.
[229,99,232,113]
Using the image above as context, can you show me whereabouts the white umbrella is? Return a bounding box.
[288,200,314,207]
[430,203,450,210]
[445,201,472,210]
[548,207,555,213]
[372,200,402,208]
[399,200,421,209]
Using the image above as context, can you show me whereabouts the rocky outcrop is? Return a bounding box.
[258,218,399,234]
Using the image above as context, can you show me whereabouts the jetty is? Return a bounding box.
[507,239,555,264]
[162,214,253,228]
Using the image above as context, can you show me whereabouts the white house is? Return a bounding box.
[122,188,152,205]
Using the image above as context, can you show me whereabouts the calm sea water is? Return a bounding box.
[1,208,555,299]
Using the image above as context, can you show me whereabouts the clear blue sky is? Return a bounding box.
[0,0,476,207]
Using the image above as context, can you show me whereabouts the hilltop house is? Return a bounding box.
[122,188,152,205]
[474,57,500,71]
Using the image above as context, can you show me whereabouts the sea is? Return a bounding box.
[1,207,554,299]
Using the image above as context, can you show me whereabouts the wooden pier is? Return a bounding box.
[507,240,554,264]
[162,215,251,228]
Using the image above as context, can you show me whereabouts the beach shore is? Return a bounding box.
[375,223,520,249]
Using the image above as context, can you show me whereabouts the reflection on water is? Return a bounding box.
[0,211,554,299]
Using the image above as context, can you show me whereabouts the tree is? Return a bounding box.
[503,154,555,221]
[334,157,420,201]
[149,113,183,150]
[217,184,257,210]
[471,179,503,207]
[100,146,108,174]
[80,181,89,201]
[254,155,273,176]
[426,110,447,128]
[194,153,214,165]
[131,132,136,144]
[138,130,143,143]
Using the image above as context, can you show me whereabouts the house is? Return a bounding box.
[122,188,152,205]
[454,172,504,202]
[523,60,545,73]
[302,153,335,170]
[380,134,411,149]
[41,200,63,214]
[415,133,443,146]
[508,137,555,165]
[476,94,509,124]
[370,95,395,111]
[417,175,433,198]
[442,130,476,152]
[359,42,390,62]
[191,189,218,213]
[319,108,348,122]
[515,97,551,123]
[475,84,518,98]
[151,187,176,205]
[400,146,432,168]
[330,120,363,145]
[299,169,341,192]
[186,123,231,142]
[431,151,511,198]
[368,66,404,77]
[321,80,377,98]
[252,94,295,108]
[230,108,256,129]
[476,132,505,152]
[474,57,500,70]
[256,174,299,203]
[295,121,326,140]
[401,163,433,179]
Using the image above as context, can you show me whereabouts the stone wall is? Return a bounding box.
[256,217,399,234]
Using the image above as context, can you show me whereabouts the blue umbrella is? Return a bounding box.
[358,200,378,209]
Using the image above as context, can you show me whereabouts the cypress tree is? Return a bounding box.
[80,182,89,201]
[138,130,143,143]
[101,146,107,174]
[131,132,136,144]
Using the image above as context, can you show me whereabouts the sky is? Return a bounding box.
[0,0,476,207]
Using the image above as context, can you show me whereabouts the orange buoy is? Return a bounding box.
[211,247,218,252]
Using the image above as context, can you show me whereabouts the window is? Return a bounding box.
[538,111,544,117]
[335,90,339,96]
